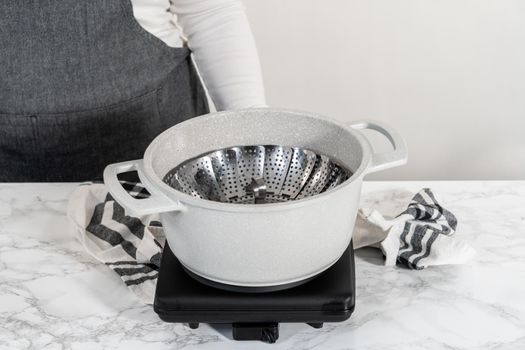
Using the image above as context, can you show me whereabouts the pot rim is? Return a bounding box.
[141,108,372,213]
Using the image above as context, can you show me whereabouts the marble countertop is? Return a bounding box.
[1,181,524,350]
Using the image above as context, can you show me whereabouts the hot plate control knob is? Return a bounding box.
[232,322,279,343]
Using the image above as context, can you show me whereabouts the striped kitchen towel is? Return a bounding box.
[353,188,475,269]
[67,181,161,304]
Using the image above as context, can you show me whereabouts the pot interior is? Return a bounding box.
[144,109,366,199]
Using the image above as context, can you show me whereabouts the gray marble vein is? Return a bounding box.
[1,182,524,349]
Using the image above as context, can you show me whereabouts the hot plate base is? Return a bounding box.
[154,241,355,343]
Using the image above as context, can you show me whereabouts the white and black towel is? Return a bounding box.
[353,188,475,269]
[67,181,163,304]
[67,183,474,304]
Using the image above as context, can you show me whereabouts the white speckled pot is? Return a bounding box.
[104,109,407,288]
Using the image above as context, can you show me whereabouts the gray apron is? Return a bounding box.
[0,0,209,182]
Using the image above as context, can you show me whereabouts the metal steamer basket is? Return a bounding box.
[104,109,407,289]
[164,145,352,205]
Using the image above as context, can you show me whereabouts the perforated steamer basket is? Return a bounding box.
[164,145,352,205]
[104,109,407,290]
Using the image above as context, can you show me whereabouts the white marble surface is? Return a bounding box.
[1,181,524,349]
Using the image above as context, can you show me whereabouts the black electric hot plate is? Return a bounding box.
[154,241,355,343]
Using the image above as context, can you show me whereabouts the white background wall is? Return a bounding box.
[242,0,525,180]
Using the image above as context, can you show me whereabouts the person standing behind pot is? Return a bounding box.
[0,0,266,182]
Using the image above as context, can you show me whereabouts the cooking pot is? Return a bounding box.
[103,109,407,289]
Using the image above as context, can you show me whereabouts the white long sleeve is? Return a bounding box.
[130,0,266,111]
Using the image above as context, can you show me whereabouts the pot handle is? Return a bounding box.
[348,121,408,174]
[103,160,184,216]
